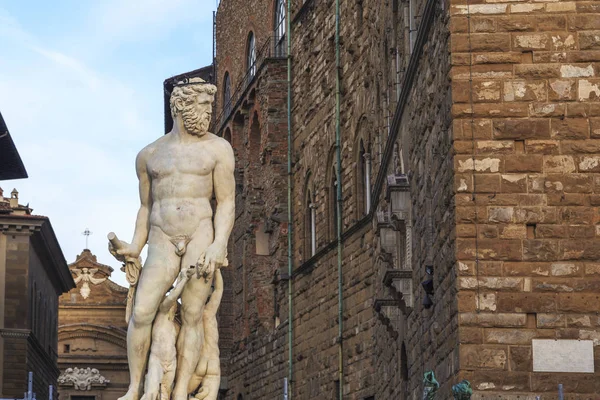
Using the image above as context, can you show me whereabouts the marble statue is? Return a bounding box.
[108,77,235,400]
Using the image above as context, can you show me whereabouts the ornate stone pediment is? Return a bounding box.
[58,367,110,390]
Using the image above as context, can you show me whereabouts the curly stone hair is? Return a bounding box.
[170,77,217,118]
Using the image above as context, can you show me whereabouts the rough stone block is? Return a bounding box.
[493,119,550,139]
[460,345,508,370]
[496,292,557,313]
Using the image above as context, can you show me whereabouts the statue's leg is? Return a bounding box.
[140,353,162,400]
[120,229,180,400]
[172,221,213,400]
[189,270,223,398]
[161,359,176,400]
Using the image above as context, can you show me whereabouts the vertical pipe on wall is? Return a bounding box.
[310,203,317,256]
[335,0,343,399]
[286,0,294,398]
[365,153,372,213]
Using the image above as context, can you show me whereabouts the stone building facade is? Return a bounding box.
[57,249,128,400]
[185,0,600,397]
[0,189,74,400]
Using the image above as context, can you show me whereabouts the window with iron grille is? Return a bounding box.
[247,32,256,79]
[274,0,286,56]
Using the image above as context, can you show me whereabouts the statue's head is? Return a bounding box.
[170,77,217,136]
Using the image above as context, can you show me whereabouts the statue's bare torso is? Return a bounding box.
[144,133,225,237]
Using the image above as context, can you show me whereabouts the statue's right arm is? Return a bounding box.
[129,149,152,256]
[159,271,189,312]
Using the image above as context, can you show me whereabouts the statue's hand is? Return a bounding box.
[196,242,226,280]
[108,239,140,263]
[180,264,195,281]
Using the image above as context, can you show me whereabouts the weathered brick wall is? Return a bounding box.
[215,0,275,112]
[372,0,458,397]
[215,0,600,398]
[450,0,600,396]
[289,0,389,398]
[215,0,290,396]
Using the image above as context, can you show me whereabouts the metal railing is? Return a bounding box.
[214,35,287,131]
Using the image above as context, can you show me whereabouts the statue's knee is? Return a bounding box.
[181,308,202,326]
[132,305,154,326]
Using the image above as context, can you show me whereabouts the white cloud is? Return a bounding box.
[31,47,102,90]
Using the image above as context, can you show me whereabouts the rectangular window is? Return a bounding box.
[71,396,95,400]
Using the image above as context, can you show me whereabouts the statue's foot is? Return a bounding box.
[194,376,220,400]
[118,388,139,400]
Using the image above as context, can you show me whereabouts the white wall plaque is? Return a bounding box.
[532,339,594,373]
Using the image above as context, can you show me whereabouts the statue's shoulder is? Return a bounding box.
[206,132,233,152]
[138,135,168,159]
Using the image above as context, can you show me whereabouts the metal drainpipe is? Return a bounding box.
[286,0,294,397]
[335,0,344,398]
[364,153,372,213]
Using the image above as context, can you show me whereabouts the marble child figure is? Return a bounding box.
[189,269,224,400]
[109,77,235,400]
[141,265,195,400]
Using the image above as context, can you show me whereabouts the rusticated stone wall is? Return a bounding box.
[211,0,600,398]
[450,0,600,397]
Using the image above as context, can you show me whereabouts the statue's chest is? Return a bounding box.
[148,146,214,178]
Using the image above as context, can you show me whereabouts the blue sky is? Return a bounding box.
[0,0,215,287]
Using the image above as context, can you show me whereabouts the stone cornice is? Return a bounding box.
[0,221,41,235]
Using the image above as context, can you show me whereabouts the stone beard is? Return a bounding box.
[109,77,234,400]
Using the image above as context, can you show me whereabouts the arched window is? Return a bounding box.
[274,0,286,55]
[223,127,232,143]
[247,32,256,79]
[304,186,316,258]
[357,139,371,216]
[330,166,339,240]
[223,72,231,118]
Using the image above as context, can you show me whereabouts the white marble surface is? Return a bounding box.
[109,78,234,400]
[532,339,594,373]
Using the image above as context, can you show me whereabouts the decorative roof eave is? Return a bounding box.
[0,111,28,181]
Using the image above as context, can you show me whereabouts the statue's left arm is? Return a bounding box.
[212,140,235,248]
[198,140,235,276]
